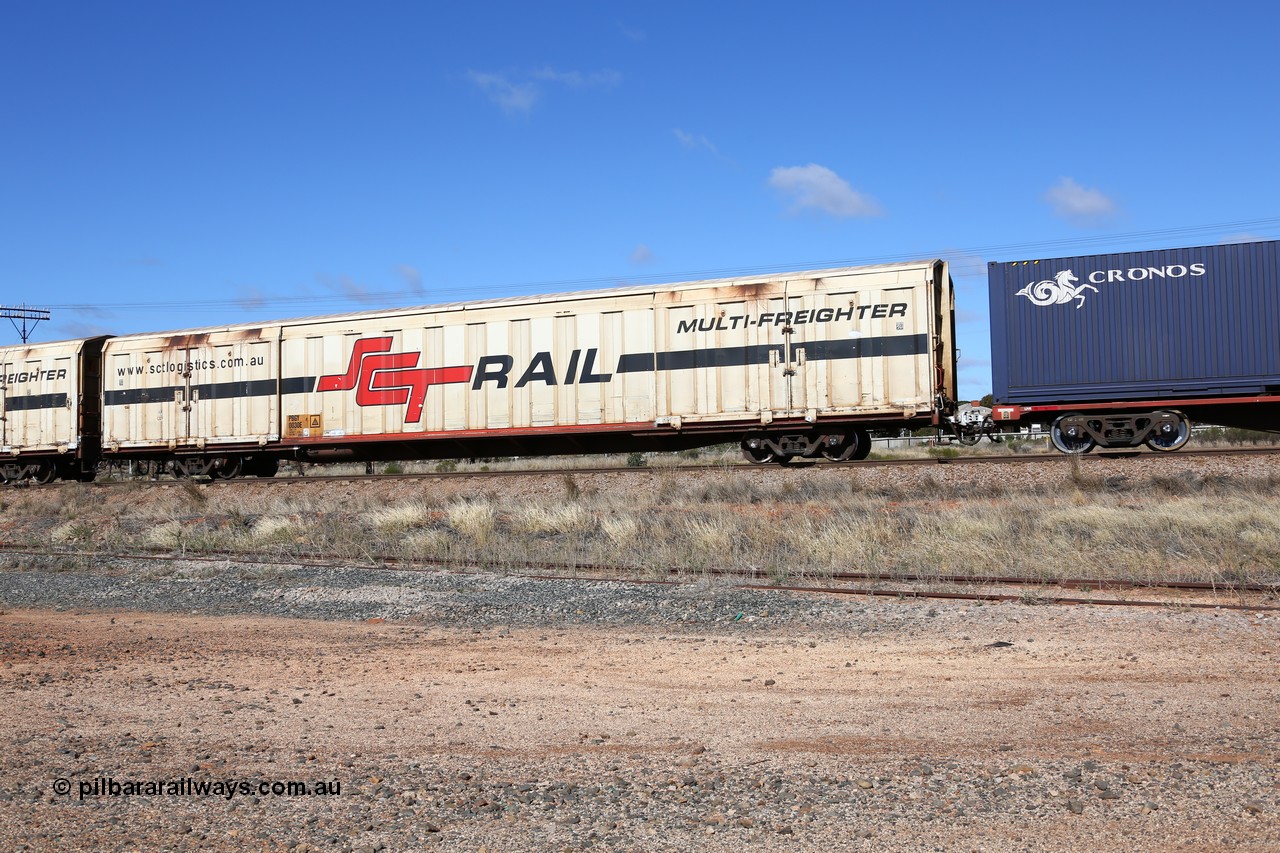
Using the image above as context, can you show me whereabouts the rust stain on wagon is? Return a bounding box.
[162,333,212,349]
[161,328,267,349]
[714,281,783,301]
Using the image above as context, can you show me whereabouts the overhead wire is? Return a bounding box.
[42,215,1280,314]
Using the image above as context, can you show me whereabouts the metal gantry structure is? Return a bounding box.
[1,305,51,344]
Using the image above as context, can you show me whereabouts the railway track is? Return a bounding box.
[3,545,1276,612]
[29,443,1280,489]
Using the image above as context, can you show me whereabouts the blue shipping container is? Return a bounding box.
[988,240,1280,404]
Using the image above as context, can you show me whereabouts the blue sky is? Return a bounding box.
[2,1,1277,399]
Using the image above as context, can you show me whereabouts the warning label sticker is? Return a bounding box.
[286,414,322,438]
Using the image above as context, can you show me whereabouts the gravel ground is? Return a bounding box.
[1,556,1277,851]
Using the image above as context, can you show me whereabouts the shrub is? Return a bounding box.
[448,500,495,545]
[562,473,581,500]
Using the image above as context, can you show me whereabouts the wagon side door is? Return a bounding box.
[755,280,805,416]
[0,353,8,448]
[184,337,277,445]
[653,281,785,423]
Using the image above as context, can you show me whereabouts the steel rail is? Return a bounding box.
[3,546,1276,612]
[3,544,1273,594]
[26,443,1280,490]
[732,583,1280,611]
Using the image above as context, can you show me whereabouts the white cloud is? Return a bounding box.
[58,320,116,338]
[768,164,883,218]
[1044,177,1116,224]
[673,128,720,157]
[318,274,379,304]
[531,67,621,88]
[467,71,540,115]
[235,288,266,312]
[630,244,654,265]
[468,67,620,115]
[395,264,425,295]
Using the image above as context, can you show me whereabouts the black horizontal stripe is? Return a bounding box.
[800,334,929,360]
[104,377,316,407]
[617,344,782,373]
[3,392,69,411]
[615,334,928,374]
[96,333,930,407]
[281,377,316,395]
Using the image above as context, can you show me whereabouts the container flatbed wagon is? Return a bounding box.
[988,240,1280,452]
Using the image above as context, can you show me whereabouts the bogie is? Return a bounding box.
[741,429,872,464]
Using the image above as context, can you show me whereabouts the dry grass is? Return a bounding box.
[448,500,496,545]
[510,504,593,536]
[365,502,434,533]
[5,458,1280,588]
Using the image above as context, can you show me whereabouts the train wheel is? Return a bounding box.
[740,437,775,465]
[1050,414,1096,455]
[32,462,58,485]
[819,430,871,461]
[819,432,858,461]
[212,456,244,480]
[850,429,872,461]
[1144,411,1190,452]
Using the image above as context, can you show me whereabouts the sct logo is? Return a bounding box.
[317,337,472,423]
[1015,270,1098,309]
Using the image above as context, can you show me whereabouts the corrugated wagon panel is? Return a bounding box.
[96,260,952,457]
[990,241,1280,404]
[653,278,786,421]
[1,339,84,453]
[101,328,280,450]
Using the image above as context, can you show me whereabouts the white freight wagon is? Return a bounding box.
[0,336,104,482]
[98,261,956,471]
[100,326,282,476]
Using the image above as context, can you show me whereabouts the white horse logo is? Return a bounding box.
[1015,269,1098,309]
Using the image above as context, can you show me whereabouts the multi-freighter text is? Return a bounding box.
[675,303,908,334]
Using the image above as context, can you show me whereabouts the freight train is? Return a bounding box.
[1,240,1277,483]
